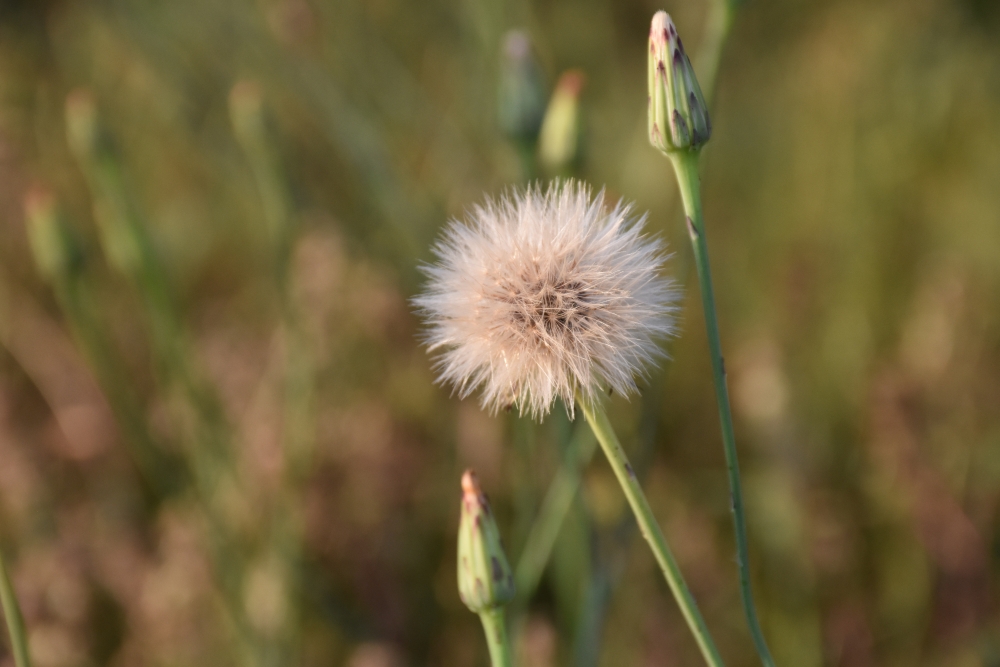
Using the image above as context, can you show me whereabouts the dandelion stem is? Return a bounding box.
[577,393,725,667]
[478,608,514,667]
[0,548,31,667]
[668,150,775,667]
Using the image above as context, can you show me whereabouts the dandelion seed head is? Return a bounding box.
[414,181,679,419]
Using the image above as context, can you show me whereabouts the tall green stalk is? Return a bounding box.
[0,549,31,667]
[577,394,725,667]
[64,91,266,666]
[668,150,775,667]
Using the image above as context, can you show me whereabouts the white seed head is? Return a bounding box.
[415,181,679,419]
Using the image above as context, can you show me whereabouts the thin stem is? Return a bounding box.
[0,549,31,667]
[514,422,596,605]
[668,150,775,667]
[515,138,537,183]
[577,395,725,667]
[695,0,736,106]
[478,607,514,667]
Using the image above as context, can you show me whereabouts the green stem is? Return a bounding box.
[695,0,736,106]
[668,150,775,667]
[0,549,31,667]
[478,607,514,667]
[515,138,537,183]
[577,395,724,667]
[514,422,596,605]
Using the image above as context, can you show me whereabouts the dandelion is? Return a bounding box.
[414,180,678,419]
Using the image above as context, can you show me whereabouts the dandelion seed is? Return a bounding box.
[414,180,679,418]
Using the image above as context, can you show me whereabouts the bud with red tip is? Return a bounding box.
[24,186,84,282]
[538,69,586,173]
[457,470,515,613]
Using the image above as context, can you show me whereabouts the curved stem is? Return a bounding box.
[668,150,775,667]
[577,394,725,667]
[478,607,514,667]
[0,549,31,667]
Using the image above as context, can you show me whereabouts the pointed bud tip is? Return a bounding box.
[555,69,585,98]
[650,11,672,46]
[229,80,262,109]
[24,184,55,220]
[503,30,531,61]
[461,469,480,499]
[65,88,95,115]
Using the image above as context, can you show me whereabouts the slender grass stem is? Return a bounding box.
[514,422,596,605]
[0,549,31,667]
[478,608,514,667]
[231,83,316,663]
[577,394,724,667]
[695,0,736,106]
[668,150,775,667]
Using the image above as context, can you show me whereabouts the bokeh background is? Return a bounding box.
[0,0,998,665]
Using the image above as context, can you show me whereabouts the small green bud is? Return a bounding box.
[498,30,546,143]
[228,80,292,244]
[64,89,144,275]
[24,186,84,282]
[64,89,99,162]
[457,470,515,613]
[228,80,266,148]
[647,11,711,154]
[538,69,585,174]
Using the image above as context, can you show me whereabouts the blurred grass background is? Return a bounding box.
[0,0,998,665]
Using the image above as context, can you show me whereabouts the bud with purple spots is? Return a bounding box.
[647,11,711,154]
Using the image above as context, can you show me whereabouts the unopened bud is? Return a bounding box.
[228,80,266,147]
[538,69,585,173]
[24,186,83,281]
[65,89,100,162]
[457,470,515,613]
[498,30,546,143]
[647,11,711,154]
[64,90,142,274]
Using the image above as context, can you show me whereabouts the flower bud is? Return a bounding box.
[65,89,100,162]
[538,69,585,174]
[229,80,292,244]
[457,470,515,613]
[647,11,711,154]
[498,30,546,143]
[64,89,143,275]
[228,80,266,149]
[24,186,84,282]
